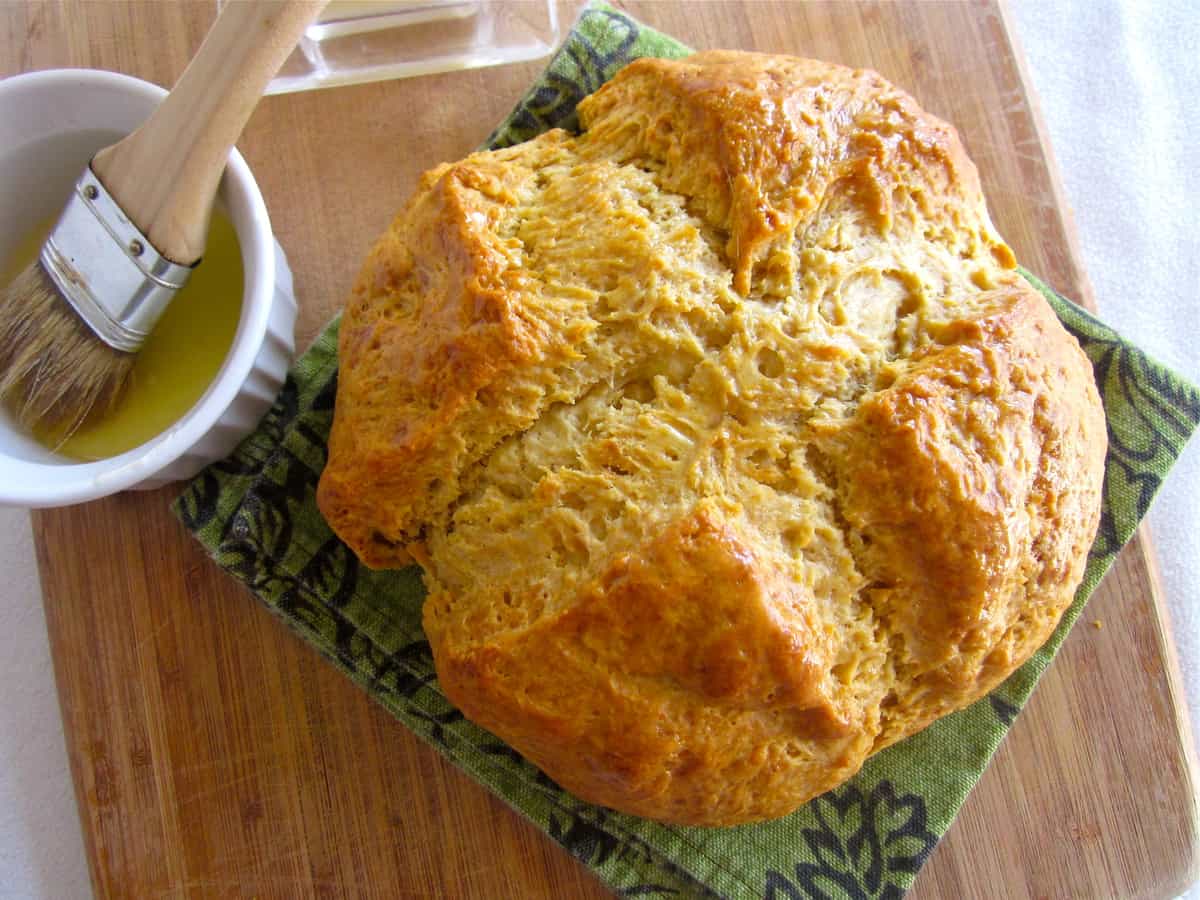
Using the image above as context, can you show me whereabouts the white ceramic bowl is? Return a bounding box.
[0,69,296,506]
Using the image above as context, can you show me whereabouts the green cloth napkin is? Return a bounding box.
[174,6,1200,897]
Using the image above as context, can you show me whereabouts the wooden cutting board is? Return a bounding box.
[7,1,1198,897]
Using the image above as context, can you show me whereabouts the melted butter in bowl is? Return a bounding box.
[1,210,244,461]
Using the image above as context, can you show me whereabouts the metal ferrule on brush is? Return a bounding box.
[40,168,194,353]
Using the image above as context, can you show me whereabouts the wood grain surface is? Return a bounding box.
[7,1,1198,897]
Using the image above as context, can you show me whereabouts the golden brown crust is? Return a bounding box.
[576,51,1015,295]
[812,288,1106,749]
[431,502,877,825]
[318,51,1106,825]
[317,135,583,567]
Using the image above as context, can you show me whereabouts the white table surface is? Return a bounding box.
[1,1,1197,896]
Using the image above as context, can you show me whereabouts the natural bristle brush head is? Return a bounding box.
[0,164,191,447]
[0,261,134,443]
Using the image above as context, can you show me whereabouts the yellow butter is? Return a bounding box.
[1,211,243,461]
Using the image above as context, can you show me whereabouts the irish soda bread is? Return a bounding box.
[317,51,1106,825]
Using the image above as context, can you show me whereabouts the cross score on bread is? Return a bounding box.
[316,52,1106,826]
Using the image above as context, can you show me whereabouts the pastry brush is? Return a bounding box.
[0,0,326,441]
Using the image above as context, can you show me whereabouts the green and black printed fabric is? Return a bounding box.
[174,5,1200,898]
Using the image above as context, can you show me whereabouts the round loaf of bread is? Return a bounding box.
[317,51,1106,825]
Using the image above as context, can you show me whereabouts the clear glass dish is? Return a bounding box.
[247,0,560,94]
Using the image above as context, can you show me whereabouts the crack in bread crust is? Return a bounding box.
[317,51,1107,826]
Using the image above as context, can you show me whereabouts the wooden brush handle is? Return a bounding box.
[92,0,327,265]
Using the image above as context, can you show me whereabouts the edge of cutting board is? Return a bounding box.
[1001,0,1200,865]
